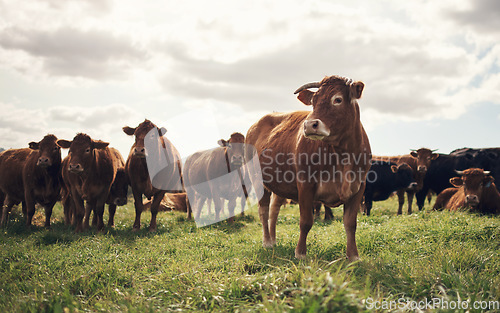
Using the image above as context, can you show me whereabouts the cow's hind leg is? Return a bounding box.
[259,189,273,248]
[396,189,405,215]
[343,187,363,262]
[269,193,286,246]
[407,191,414,215]
[296,187,315,259]
[149,191,166,232]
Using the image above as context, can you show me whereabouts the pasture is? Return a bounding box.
[1,197,499,312]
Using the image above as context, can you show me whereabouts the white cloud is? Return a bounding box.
[0,0,499,155]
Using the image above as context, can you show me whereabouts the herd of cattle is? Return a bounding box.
[0,75,499,261]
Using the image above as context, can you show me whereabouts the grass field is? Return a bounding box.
[1,196,499,312]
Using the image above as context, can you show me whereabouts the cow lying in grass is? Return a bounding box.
[433,168,500,214]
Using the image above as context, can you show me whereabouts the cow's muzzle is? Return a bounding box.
[303,119,330,140]
[69,163,84,173]
[417,166,427,173]
[133,147,147,158]
[37,157,52,168]
[465,195,479,208]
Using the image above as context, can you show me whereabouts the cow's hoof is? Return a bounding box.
[347,255,361,262]
[132,227,140,232]
[294,252,307,260]
[262,241,274,248]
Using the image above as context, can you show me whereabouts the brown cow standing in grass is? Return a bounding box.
[57,133,117,232]
[123,119,183,231]
[183,133,247,223]
[62,148,128,228]
[245,75,371,261]
[433,168,500,214]
[0,134,62,227]
[373,148,438,214]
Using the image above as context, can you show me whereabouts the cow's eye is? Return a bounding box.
[331,96,343,105]
[54,146,59,151]
[85,148,91,153]
[227,144,232,149]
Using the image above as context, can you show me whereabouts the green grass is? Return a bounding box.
[0,197,499,312]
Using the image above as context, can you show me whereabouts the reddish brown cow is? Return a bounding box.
[434,168,500,214]
[245,75,371,261]
[61,148,128,227]
[57,133,117,232]
[183,133,247,223]
[373,148,438,214]
[143,193,187,212]
[0,135,62,227]
[123,119,183,231]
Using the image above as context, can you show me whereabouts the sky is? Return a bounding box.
[0,0,499,159]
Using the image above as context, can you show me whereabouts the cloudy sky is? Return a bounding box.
[0,0,499,159]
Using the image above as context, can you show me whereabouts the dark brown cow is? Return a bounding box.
[123,119,183,231]
[183,133,247,223]
[57,133,117,232]
[373,148,438,214]
[143,193,187,212]
[0,135,62,227]
[434,168,500,214]
[245,75,371,261]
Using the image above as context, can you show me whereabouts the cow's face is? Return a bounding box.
[29,134,61,168]
[109,169,129,206]
[57,133,109,174]
[450,168,494,208]
[123,119,166,158]
[392,163,417,190]
[295,76,364,142]
[218,132,245,168]
[410,148,439,173]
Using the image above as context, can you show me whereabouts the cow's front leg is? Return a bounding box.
[407,191,415,214]
[343,186,364,262]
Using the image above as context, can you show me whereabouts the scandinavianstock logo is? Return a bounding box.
[143,108,373,227]
[143,109,264,228]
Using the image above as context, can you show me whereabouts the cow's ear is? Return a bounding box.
[123,126,136,136]
[297,90,314,106]
[218,139,227,147]
[57,140,72,149]
[450,177,463,187]
[410,151,418,158]
[93,140,109,150]
[484,176,494,188]
[350,81,364,99]
[158,127,167,136]
[28,141,40,150]
[431,153,439,160]
[391,165,398,173]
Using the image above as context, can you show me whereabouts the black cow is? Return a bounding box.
[364,161,416,216]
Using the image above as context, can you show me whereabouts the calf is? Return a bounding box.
[143,193,187,212]
[57,133,117,232]
[364,161,415,216]
[373,148,438,214]
[434,168,500,214]
[183,133,247,223]
[245,75,371,261]
[123,119,183,231]
[0,135,61,227]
